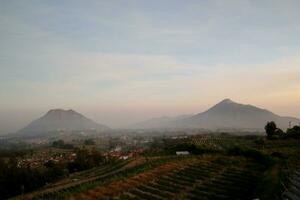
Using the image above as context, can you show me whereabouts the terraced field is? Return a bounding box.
[262,139,300,156]
[190,135,256,151]
[14,156,192,200]
[283,170,300,200]
[72,155,264,200]
[282,150,300,200]
[13,138,300,200]
[14,159,133,200]
[262,139,300,200]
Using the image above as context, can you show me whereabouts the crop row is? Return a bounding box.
[190,137,255,150]
[27,159,132,200]
[116,158,261,200]
[29,156,191,200]
[184,167,259,200]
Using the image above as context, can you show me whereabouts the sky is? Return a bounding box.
[1,0,300,133]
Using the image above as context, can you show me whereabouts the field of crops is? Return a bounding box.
[13,159,132,200]
[190,135,257,151]
[264,140,300,200]
[72,155,264,200]
[12,137,300,200]
[14,156,193,200]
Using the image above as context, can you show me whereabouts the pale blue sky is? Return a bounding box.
[1,0,300,133]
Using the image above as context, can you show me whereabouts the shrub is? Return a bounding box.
[286,125,300,139]
[227,146,275,167]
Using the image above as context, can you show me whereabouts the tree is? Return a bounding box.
[274,128,284,138]
[286,125,300,139]
[84,139,95,145]
[68,148,103,172]
[52,140,74,149]
[52,140,65,147]
[265,121,277,139]
[44,160,56,168]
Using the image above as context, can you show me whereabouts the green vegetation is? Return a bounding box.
[2,130,299,200]
[255,162,284,200]
[286,125,300,139]
[0,147,105,199]
[227,146,275,167]
[265,121,278,139]
[52,140,74,149]
[84,139,95,145]
[0,157,71,199]
[114,156,263,200]
[68,148,104,172]
[265,121,300,140]
[28,156,188,200]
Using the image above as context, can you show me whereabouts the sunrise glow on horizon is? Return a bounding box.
[1,0,300,133]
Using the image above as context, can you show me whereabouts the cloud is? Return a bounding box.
[1,0,300,132]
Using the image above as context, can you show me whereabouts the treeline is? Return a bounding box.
[286,125,300,138]
[0,148,31,157]
[0,157,66,199]
[68,148,104,172]
[265,121,300,139]
[52,139,74,149]
[51,139,95,149]
[0,148,104,199]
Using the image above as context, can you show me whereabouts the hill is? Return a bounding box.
[134,99,300,130]
[17,109,109,136]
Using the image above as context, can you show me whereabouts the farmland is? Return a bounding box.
[8,134,300,200]
[73,155,263,200]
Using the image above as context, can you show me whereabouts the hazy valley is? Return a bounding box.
[1,1,300,200]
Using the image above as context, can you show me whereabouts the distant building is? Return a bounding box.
[120,156,129,160]
[114,146,122,152]
[176,151,190,155]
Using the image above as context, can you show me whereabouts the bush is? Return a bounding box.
[52,140,74,149]
[286,125,300,139]
[227,146,275,167]
[84,139,95,145]
[68,148,104,172]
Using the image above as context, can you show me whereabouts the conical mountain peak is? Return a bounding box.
[18,109,109,136]
[219,98,235,104]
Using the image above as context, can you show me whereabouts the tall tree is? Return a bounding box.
[265,121,277,139]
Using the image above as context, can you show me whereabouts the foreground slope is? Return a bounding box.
[13,155,265,200]
[17,109,109,136]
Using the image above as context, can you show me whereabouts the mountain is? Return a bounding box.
[134,99,300,130]
[132,114,193,129]
[17,109,109,136]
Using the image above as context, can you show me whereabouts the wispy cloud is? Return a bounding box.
[1,0,300,132]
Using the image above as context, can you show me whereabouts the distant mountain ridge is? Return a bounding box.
[132,114,193,129]
[134,99,300,130]
[17,109,109,136]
